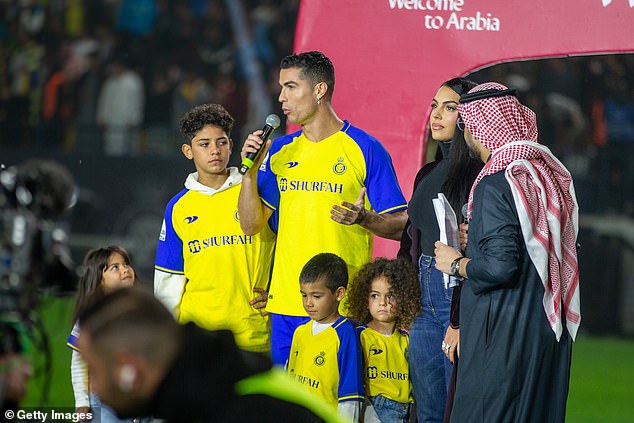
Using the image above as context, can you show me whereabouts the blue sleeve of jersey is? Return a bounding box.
[335,319,365,402]
[154,190,187,274]
[257,132,299,211]
[348,125,407,215]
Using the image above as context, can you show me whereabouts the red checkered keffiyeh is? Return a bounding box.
[458,82,580,341]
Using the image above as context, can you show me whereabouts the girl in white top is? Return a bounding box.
[66,246,138,423]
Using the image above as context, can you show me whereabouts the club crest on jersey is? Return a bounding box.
[314,352,326,366]
[333,157,347,175]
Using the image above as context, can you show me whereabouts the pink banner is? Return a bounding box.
[294,0,634,257]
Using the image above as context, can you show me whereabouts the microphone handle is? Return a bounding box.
[239,124,275,175]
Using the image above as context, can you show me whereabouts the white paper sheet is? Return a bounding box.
[432,193,460,288]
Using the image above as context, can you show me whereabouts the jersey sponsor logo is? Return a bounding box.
[278,177,344,194]
[187,234,253,254]
[294,374,320,389]
[314,351,326,366]
[367,365,409,381]
[369,348,384,355]
[333,157,347,175]
[188,239,202,254]
[285,161,299,168]
[184,215,199,224]
[367,365,378,379]
[380,370,409,381]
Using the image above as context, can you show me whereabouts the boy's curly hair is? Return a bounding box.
[179,103,234,143]
[345,258,421,329]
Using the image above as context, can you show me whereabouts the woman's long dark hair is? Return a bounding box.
[440,78,484,218]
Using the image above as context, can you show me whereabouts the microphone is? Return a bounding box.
[239,114,281,175]
[461,203,469,223]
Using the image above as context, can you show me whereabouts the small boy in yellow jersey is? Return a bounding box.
[287,253,365,422]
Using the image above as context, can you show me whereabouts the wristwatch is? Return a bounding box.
[450,257,463,278]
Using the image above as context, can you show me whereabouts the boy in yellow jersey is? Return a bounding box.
[287,253,364,422]
[154,104,275,352]
[239,51,408,366]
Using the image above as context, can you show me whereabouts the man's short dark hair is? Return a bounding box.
[179,103,235,143]
[280,51,335,100]
[299,253,348,293]
[78,287,181,366]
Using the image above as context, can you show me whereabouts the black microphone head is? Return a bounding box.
[265,114,281,129]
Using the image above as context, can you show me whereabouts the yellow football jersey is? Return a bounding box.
[258,121,406,316]
[155,171,275,352]
[287,317,365,408]
[358,325,413,403]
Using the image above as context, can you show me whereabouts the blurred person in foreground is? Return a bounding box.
[77,287,346,423]
[0,322,32,414]
[434,82,580,423]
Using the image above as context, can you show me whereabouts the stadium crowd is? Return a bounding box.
[1,1,632,213]
[0,0,298,154]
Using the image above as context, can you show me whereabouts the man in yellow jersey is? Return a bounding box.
[238,51,407,365]
[154,103,275,352]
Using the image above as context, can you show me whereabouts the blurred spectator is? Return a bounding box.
[142,66,176,155]
[250,1,278,67]
[116,0,157,36]
[73,51,102,153]
[590,72,634,213]
[7,33,45,148]
[96,54,144,156]
[10,0,45,36]
[170,66,212,136]
[40,63,70,150]
[602,75,634,144]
